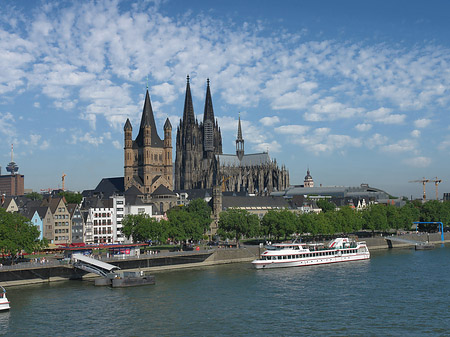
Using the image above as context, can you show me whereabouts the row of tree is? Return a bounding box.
[122,199,212,244]
[218,200,450,243]
[123,199,450,246]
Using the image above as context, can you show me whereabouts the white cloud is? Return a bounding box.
[411,130,421,138]
[274,125,309,135]
[112,140,121,149]
[305,97,364,122]
[294,127,361,153]
[366,107,406,124]
[253,141,281,153]
[382,139,417,153]
[33,102,40,108]
[365,133,388,149]
[0,112,16,138]
[260,116,280,126]
[355,123,372,132]
[414,118,431,128]
[403,156,431,168]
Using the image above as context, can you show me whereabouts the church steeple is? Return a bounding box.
[203,78,215,124]
[203,78,215,153]
[135,89,163,147]
[182,75,196,127]
[236,113,244,160]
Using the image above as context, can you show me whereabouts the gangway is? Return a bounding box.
[384,236,424,245]
[72,254,120,277]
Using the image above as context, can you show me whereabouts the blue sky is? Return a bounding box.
[1,0,450,199]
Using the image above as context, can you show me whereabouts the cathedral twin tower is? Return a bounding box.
[124,76,289,196]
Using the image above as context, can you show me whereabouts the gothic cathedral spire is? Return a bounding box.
[182,75,196,127]
[236,113,244,160]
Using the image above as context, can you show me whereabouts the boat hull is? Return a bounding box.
[0,300,10,311]
[252,253,370,269]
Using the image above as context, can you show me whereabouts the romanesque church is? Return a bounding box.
[175,76,289,195]
[123,90,173,194]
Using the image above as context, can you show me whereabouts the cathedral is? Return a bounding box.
[175,76,289,195]
[123,89,173,194]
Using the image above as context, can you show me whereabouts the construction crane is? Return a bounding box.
[409,177,429,202]
[431,177,442,200]
[62,173,67,191]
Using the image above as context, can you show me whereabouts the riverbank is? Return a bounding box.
[1,232,449,287]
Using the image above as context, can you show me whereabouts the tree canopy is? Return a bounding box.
[0,208,47,263]
[58,191,83,204]
[218,208,259,246]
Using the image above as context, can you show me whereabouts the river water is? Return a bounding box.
[1,245,449,336]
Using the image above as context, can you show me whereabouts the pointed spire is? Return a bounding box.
[135,89,163,147]
[182,74,195,126]
[236,113,244,160]
[203,78,215,124]
[124,118,132,131]
[237,112,243,140]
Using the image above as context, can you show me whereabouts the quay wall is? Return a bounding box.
[1,234,449,287]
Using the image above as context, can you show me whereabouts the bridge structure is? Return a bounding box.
[72,254,120,277]
[413,222,444,242]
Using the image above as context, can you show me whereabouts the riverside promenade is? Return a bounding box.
[1,232,449,287]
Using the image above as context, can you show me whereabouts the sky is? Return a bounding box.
[1,0,450,199]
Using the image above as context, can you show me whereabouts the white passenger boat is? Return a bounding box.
[0,286,10,311]
[252,238,370,269]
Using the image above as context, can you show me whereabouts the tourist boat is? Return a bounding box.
[0,286,10,311]
[252,238,370,269]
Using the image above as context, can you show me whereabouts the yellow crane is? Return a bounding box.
[62,173,67,191]
[408,177,429,202]
[431,177,442,200]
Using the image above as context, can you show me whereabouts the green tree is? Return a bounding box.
[218,209,259,246]
[122,214,168,243]
[186,199,212,233]
[316,199,336,213]
[25,192,43,201]
[261,209,297,240]
[362,204,388,235]
[166,207,204,243]
[0,208,46,263]
[59,191,83,204]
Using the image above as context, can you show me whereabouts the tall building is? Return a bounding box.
[175,76,289,195]
[0,144,24,196]
[124,89,173,194]
[175,76,222,190]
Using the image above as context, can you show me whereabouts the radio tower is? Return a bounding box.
[6,144,19,175]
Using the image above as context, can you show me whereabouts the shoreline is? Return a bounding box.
[1,233,449,287]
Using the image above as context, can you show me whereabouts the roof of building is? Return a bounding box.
[222,195,289,210]
[93,177,124,198]
[151,184,176,197]
[273,184,391,200]
[217,152,271,167]
[134,90,164,148]
[173,188,213,200]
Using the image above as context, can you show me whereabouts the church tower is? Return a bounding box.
[124,89,173,194]
[304,168,314,188]
[175,77,222,190]
[236,114,244,160]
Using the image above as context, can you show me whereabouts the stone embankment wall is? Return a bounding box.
[363,232,450,250]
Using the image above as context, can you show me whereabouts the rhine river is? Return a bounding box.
[1,245,450,336]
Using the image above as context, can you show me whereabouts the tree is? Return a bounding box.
[316,199,336,213]
[166,207,204,243]
[0,208,46,263]
[59,191,83,204]
[218,209,259,246]
[186,199,212,233]
[362,204,388,235]
[261,209,297,240]
[122,214,168,243]
[25,192,43,201]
